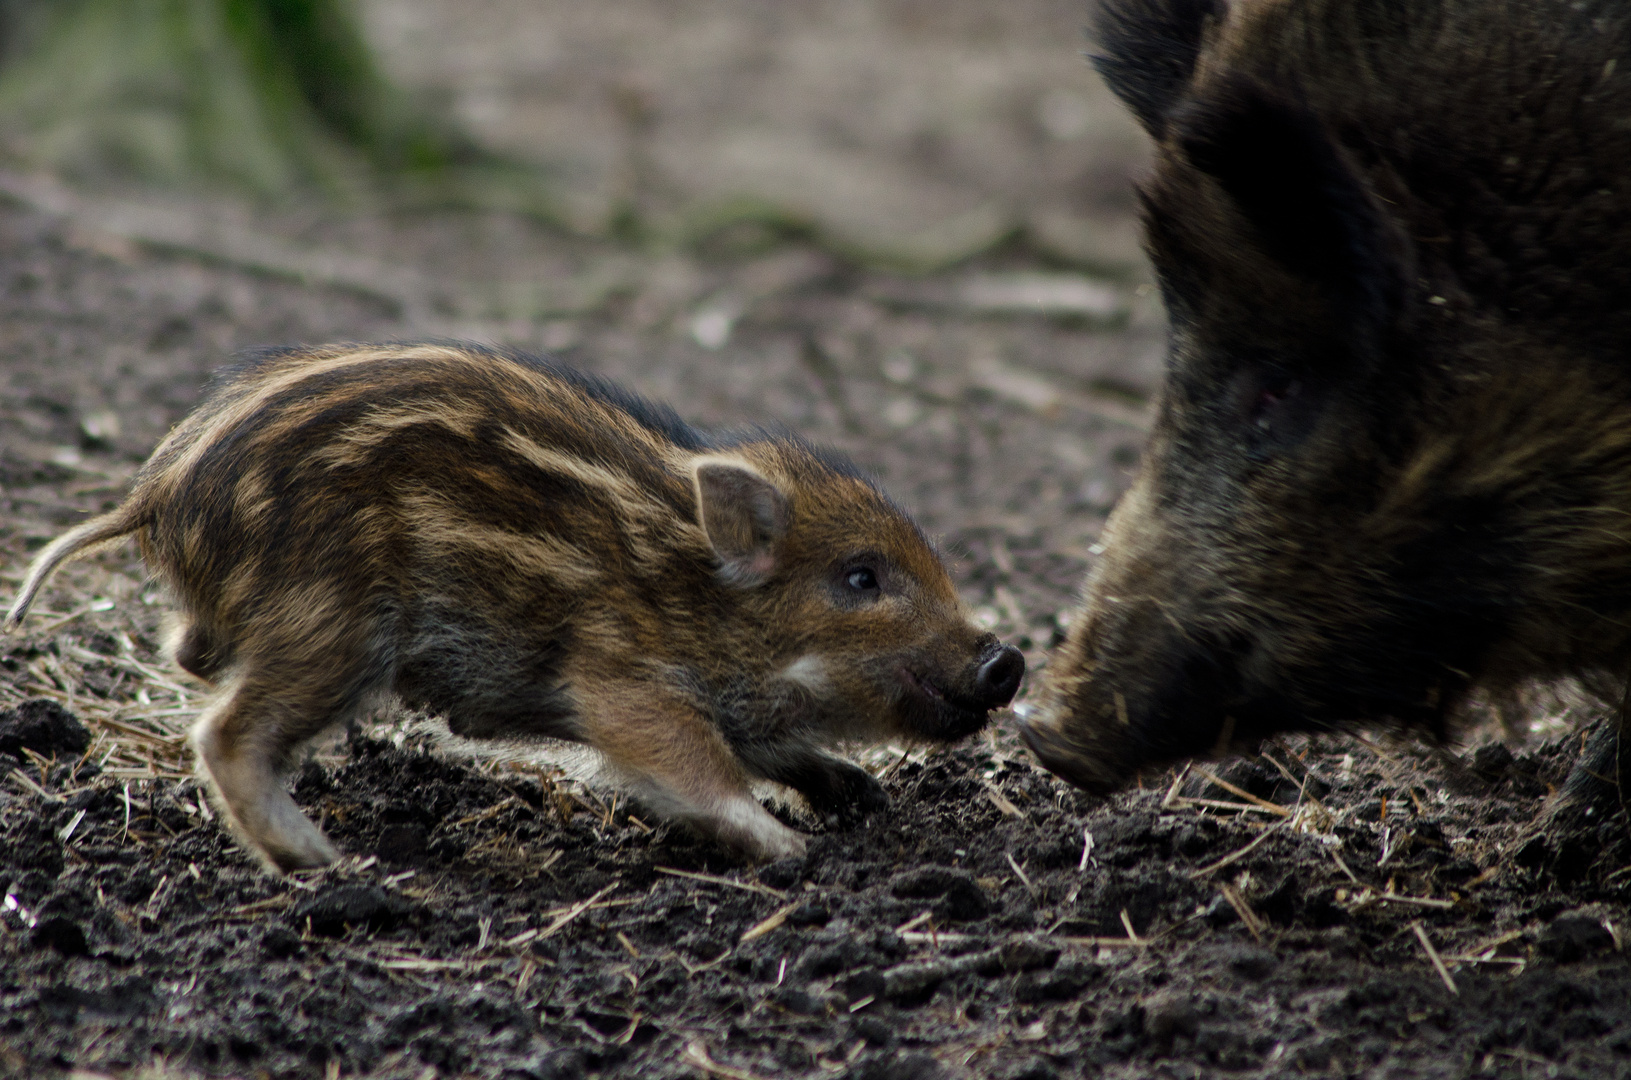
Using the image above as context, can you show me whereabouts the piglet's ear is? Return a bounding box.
[694,458,790,588]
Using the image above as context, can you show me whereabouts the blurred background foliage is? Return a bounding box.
[0,0,1149,273]
[0,0,551,210]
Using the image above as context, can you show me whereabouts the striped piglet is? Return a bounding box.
[7,343,1023,871]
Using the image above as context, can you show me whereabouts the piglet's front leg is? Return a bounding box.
[747,748,888,829]
[581,684,807,861]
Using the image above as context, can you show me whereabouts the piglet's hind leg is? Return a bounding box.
[191,672,349,872]
[584,687,806,861]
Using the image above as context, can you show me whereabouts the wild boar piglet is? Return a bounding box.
[8,343,1023,871]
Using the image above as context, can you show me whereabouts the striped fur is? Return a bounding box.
[9,343,1021,871]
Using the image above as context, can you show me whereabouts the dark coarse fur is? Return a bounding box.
[8,342,1023,871]
[1021,0,1631,808]
[1092,0,1222,138]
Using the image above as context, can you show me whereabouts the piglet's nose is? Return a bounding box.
[975,644,1025,707]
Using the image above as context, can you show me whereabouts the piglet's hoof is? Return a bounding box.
[813,762,890,829]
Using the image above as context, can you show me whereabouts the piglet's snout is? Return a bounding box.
[973,642,1025,708]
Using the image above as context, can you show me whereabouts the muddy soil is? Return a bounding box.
[0,5,1627,1069]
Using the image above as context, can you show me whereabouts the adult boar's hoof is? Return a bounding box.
[1512,719,1631,882]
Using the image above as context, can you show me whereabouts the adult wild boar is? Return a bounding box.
[1020,0,1631,810]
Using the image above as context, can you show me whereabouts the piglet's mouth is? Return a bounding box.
[898,668,991,741]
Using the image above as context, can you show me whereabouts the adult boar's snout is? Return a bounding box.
[1018,571,1260,797]
[1016,713,1115,795]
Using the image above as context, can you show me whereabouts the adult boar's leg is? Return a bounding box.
[1519,714,1631,878]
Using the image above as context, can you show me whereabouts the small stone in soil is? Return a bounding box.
[889,866,991,921]
[290,884,411,936]
[377,822,430,862]
[32,914,88,955]
[1538,911,1615,962]
[788,900,832,926]
[846,1050,947,1080]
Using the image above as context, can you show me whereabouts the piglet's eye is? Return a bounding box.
[845,567,880,592]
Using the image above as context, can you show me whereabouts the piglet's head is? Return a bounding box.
[692,451,1024,743]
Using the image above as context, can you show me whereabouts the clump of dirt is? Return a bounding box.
[0,699,88,760]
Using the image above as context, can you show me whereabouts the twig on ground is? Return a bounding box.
[7,769,54,800]
[1443,953,1524,967]
[217,896,296,921]
[895,911,934,934]
[573,785,614,824]
[378,957,509,972]
[93,716,187,745]
[1259,750,1318,807]
[1193,767,1292,816]
[1160,764,1191,809]
[1413,922,1459,995]
[1053,935,1148,949]
[655,866,787,899]
[1219,884,1266,942]
[442,796,526,832]
[1350,733,1396,760]
[675,949,732,975]
[1189,825,1283,879]
[103,767,194,781]
[55,809,87,843]
[1468,929,1524,955]
[683,1041,773,1080]
[1347,890,1459,912]
[538,883,619,939]
[740,900,803,944]
[1006,852,1038,900]
[1170,797,1286,816]
[35,605,96,635]
[985,785,1023,818]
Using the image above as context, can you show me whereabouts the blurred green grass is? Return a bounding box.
[0,0,1150,275]
[0,0,551,210]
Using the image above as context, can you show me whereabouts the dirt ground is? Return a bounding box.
[2,2,1631,1078]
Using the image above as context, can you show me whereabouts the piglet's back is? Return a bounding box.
[132,343,712,633]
